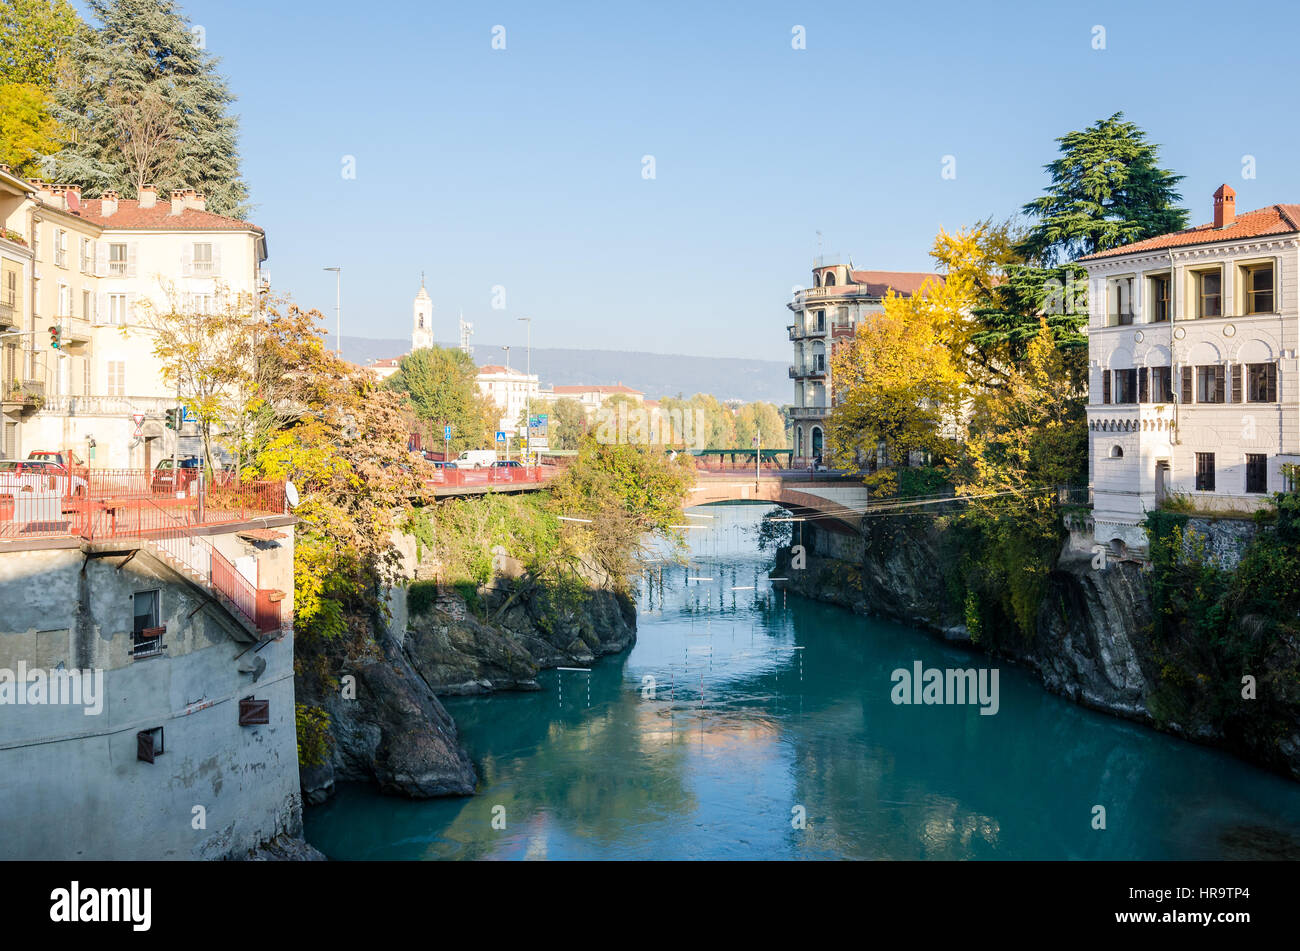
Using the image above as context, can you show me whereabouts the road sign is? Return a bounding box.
[444,425,452,440]
[131,413,145,426]
[181,406,196,423]
[495,431,505,442]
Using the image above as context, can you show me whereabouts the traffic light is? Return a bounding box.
[164,408,179,431]
[48,325,61,350]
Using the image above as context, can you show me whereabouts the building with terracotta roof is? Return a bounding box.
[0,170,268,467]
[785,260,941,465]
[476,363,539,438]
[1081,184,1300,557]
[550,383,644,416]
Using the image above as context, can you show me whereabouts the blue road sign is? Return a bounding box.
[444,425,452,440]
[495,431,506,442]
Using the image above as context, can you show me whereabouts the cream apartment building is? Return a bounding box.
[0,170,268,467]
[477,363,540,435]
[1081,185,1300,556]
[786,263,939,465]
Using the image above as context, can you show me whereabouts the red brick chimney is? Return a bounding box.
[1213,184,1236,229]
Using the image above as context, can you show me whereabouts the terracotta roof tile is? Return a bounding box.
[75,198,263,232]
[845,270,944,296]
[1080,204,1300,260]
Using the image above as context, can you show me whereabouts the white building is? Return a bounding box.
[476,363,539,436]
[1081,185,1300,556]
[786,263,939,464]
[412,276,433,351]
[0,174,267,468]
[550,383,643,415]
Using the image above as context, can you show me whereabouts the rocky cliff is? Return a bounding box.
[776,517,1300,781]
[300,549,637,804]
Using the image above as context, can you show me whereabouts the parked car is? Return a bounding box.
[490,460,524,469]
[431,461,457,470]
[151,457,203,493]
[456,450,498,469]
[0,459,89,498]
[27,449,86,471]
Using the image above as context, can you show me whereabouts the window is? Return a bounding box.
[55,229,67,267]
[1150,274,1171,322]
[1109,445,1123,458]
[1195,452,1216,491]
[1148,366,1173,403]
[107,360,126,396]
[190,293,213,314]
[132,590,163,655]
[1247,362,1278,402]
[107,293,127,325]
[57,284,71,317]
[81,358,90,395]
[1195,268,1222,318]
[1138,367,1148,403]
[1101,370,1110,404]
[108,243,127,276]
[1196,365,1225,403]
[1109,278,1134,325]
[3,270,14,307]
[1243,264,1274,315]
[1246,454,1267,494]
[82,290,91,321]
[815,310,825,333]
[193,242,213,275]
[1113,369,1137,404]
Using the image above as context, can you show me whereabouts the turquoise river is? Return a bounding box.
[304,502,1300,859]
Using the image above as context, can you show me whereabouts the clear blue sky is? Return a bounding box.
[88,0,1300,360]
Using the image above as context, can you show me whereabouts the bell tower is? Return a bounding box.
[412,273,434,351]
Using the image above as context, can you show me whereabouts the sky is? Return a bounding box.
[74,0,1300,361]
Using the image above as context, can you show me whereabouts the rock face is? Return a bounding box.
[301,634,478,804]
[403,577,637,694]
[777,518,1300,781]
[300,564,637,804]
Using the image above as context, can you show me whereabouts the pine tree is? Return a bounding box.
[47,0,249,217]
[1017,112,1188,266]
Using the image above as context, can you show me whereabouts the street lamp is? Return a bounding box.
[322,267,342,357]
[518,316,532,463]
[500,346,511,461]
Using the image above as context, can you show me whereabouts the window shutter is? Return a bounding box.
[126,292,137,324]
[126,243,138,277]
[96,293,107,324]
[211,244,222,276]
[1138,367,1148,403]
[1181,366,1193,403]
[1102,371,1111,404]
[95,241,107,277]
[1269,362,1278,402]
[1230,364,1242,403]
[1214,365,1225,403]
[181,243,192,277]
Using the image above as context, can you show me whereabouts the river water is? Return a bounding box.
[304,502,1300,860]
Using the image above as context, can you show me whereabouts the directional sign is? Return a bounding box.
[495,431,506,442]
[182,406,197,423]
[444,425,452,440]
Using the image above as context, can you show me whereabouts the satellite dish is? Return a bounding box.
[285,481,299,509]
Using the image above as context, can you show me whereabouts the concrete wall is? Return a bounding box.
[0,527,300,859]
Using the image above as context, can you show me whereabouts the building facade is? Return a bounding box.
[0,170,268,468]
[477,363,540,436]
[1081,185,1300,556]
[786,263,938,465]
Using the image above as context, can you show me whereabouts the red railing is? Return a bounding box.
[0,469,286,633]
[428,465,556,489]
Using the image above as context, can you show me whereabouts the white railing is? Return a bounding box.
[35,394,177,416]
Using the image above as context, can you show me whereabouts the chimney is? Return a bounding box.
[186,191,206,212]
[59,184,81,213]
[169,189,187,215]
[29,179,55,205]
[1213,184,1236,229]
[101,190,118,218]
[138,184,157,208]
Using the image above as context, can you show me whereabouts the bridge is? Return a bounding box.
[688,469,869,532]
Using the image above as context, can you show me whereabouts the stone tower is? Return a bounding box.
[412,274,433,351]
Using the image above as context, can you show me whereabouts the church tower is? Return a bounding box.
[412,274,434,351]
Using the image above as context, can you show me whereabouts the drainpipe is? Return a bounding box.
[1169,249,1178,447]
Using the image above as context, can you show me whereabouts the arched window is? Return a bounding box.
[1110,445,1123,458]
[824,272,836,287]
[811,426,824,456]
[795,426,804,457]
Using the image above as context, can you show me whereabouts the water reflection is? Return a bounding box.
[305,502,1300,860]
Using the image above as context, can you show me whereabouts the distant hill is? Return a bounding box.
[342,337,790,404]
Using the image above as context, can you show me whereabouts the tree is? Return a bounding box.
[48,0,249,217]
[1017,112,1188,266]
[0,0,81,88]
[947,321,1088,638]
[733,401,786,449]
[548,440,695,585]
[107,83,181,197]
[385,345,495,455]
[521,397,585,450]
[0,81,60,176]
[143,282,255,473]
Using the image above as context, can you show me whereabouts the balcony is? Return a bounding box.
[789,406,827,419]
[789,363,827,380]
[2,380,45,412]
[0,298,16,330]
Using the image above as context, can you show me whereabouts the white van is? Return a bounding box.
[456,449,498,469]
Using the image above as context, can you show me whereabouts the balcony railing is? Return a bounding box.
[789,364,827,379]
[35,394,177,417]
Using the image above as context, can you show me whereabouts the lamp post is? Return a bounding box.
[500,346,511,461]
[518,316,532,464]
[322,266,342,356]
